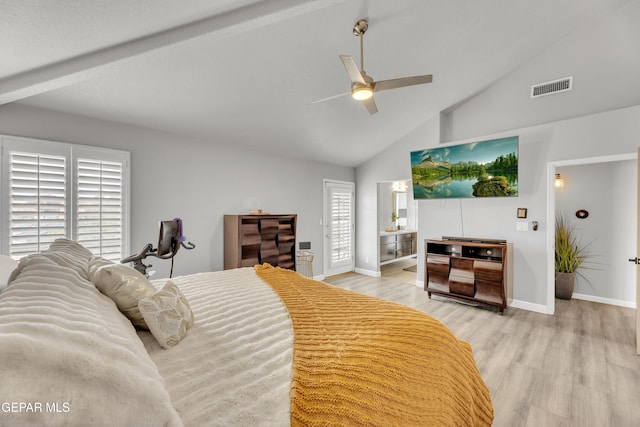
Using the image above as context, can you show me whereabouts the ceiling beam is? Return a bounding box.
[0,0,345,106]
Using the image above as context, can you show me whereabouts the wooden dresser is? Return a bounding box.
[424,237,512,313]
[224,214,297,270]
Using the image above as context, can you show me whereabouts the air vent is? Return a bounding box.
[530,76,573,98]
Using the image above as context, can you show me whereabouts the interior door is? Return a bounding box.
[323,180,355,277]
[632,149,640,354]
[637,149,640,355]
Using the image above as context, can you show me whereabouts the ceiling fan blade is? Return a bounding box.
[339,55,366,84]
[374,74,433,92]
[307,91,351,105]
[362,96,378,115]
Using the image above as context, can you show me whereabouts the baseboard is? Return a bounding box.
[354,267,381,277]
[509,299,552,314]
[572,292,636,309]
[323,271,636,311]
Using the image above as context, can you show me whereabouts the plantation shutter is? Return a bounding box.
[324,180,355,276]
[330,188,352,263]
[76,158,124,261]
[1,135,130,260]
[8,152,67,258]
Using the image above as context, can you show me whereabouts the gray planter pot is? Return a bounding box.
[555,271,575,300]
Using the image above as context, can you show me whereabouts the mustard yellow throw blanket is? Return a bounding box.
[255,264,493,427]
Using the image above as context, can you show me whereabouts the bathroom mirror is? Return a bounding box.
[392,191,407,229]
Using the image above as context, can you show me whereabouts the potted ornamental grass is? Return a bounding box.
[554,212,589,299]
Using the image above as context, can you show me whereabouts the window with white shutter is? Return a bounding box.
[330,189,352,263]
[323,180,355,276]
[76,158,125,261]
[1,136,130,261]
[8,151,67,258]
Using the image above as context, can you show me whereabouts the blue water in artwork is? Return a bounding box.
[413,178,518,199]
[413,180,473,199]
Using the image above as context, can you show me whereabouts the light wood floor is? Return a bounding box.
[324,258,640,427]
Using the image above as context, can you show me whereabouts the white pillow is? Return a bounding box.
[139,281,194,349]
[88,264,156,329]
[1,245,183,426]
[0,255,19,292]
[88,255,115,277]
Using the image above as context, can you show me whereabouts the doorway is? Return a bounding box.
[377,179,418,277]
[547,153,637,314]
[323,179,355,277]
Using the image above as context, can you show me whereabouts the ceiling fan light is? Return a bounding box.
[352,86,373,101]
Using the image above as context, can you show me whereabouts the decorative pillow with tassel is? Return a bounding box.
[139,281,194,349]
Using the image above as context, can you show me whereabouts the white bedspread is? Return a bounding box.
[141,268,293,427]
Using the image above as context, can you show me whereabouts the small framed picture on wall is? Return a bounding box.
[517,208,527,219]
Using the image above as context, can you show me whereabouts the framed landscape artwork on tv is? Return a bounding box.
[410,136,519,199]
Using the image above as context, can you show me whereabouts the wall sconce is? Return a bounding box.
[554,173,565,188]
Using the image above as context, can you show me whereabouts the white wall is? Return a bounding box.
[441,0,640,143]
[556,161,636,304]
[356,104,640,311]
[0,103,355,278]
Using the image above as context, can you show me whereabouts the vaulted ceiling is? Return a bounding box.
[1,0,634,166]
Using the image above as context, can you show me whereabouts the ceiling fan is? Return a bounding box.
[310,19,433,115]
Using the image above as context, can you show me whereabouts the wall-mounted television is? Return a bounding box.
[410,136,518,199]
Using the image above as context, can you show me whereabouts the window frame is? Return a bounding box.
[1,135,130,259]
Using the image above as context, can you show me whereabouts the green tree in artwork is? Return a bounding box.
[478,164,488,181]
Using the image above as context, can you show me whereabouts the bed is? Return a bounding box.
[0,239,493,426]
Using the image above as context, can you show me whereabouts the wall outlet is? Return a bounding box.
[516,221,529,232]
[299,241,311,250]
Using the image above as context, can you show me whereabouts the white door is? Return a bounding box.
[324,180,355,277]
[636,149,640,354]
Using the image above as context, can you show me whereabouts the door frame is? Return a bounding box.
[323,179,355,278]
[547,152,637,316]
